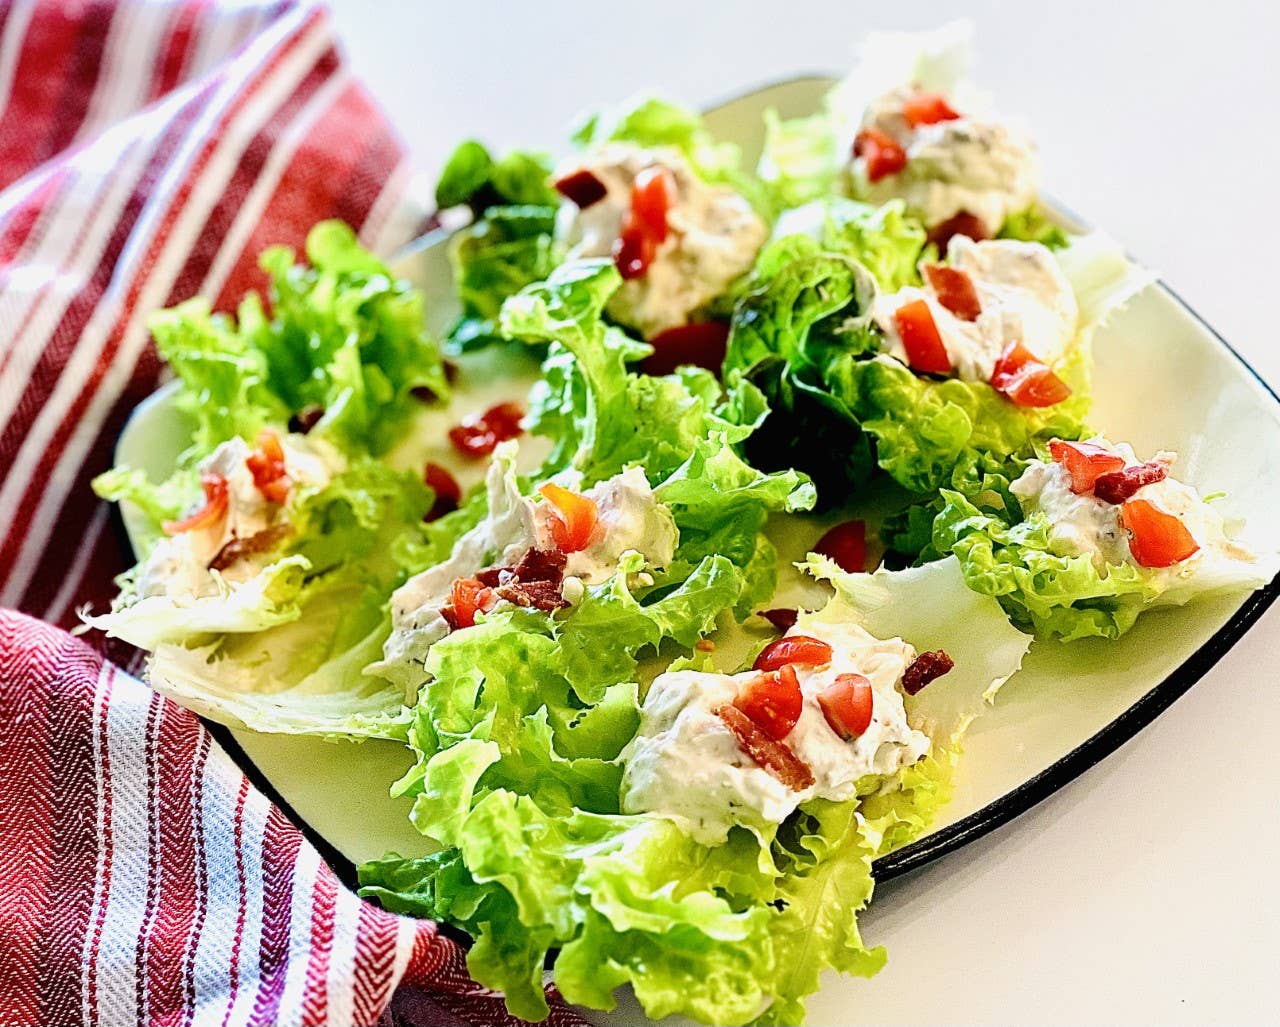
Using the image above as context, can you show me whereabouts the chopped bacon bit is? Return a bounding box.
[448,401,525,458]
[753,635,833,673]
[1048,439,1126,495]
[734,665,804,741]
[553,168,607,208]
[817,673,874,740]
[1093,462,1168,504]
[695,639,716,652]
[538,483,599,554]
[902,649,954,696]
[209,524,294,572]
[289,404,324,435]
[760,608,799,632]
[640,321,731,376]
[902,91,962,127]
[510,546,567,584]
[923,264,982,321]
[245,429,291,505]
[894,298,953,374]
[163,474,229,535]
[614,166,675,280]
[718,704,815,791]
[440,576,496,631]
[853,127,908,182]
[494,578,569,612]
[1121,499,1200,568]
[411,363,459,404]
[926,210,989,251]
[814,520,868,575]
[475,547,566,590]
[990,341,1072,408]
[423,462,462,522]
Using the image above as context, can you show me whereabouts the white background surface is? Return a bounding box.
[327,3,1280,1023]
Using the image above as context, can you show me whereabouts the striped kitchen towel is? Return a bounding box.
[0,3,586,1025]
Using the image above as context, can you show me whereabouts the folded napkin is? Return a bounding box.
[0,3,586,1024]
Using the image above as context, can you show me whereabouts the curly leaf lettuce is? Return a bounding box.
[88,459,471,738]
[150,220,449,461]
[361,544,1029,1024]
[931,489,1278,641]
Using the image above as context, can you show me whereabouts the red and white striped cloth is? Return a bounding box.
[0,3,587,1025]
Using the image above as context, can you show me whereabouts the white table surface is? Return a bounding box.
[327,2,1280,1022]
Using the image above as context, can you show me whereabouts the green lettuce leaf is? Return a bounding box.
[434,139,558,213]
[149,220,448,461]
[87,458,472,738]
[930,487,1278,641]
[445,204,561,351]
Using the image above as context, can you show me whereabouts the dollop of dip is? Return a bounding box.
[621,618,930,844]
[872,237,1077,381]
[848,85,1038,236]
[553,142,767,339]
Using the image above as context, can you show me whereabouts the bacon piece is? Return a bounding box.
[553,168,607,208]
[760,608,799,632]
[926,210,989,251]
[923,264,982,321]
[289,404,325,435]
[1093,461,1168,504]
[717,705,815,791]
[902,649,954,696]
[494,578,569,612]
[208,524,293,572]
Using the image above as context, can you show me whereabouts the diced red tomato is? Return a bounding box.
[922,264,981,321]
[640,321,731,376]
[734,664,803,741]
[163,473,230,536]
[990,342,1072,408]
[1120,499,1200,567]
[538,482,599,554]
[1048,439,1126,495]
[613,166,675,280]
[926,210,989,251]
[443,576,496,630]
[902,91,961,128]
[246,429,291,505]
[1093,462,1168,504]
[853,128,908,182]
[553,168,607,208]
[753,635,833,673]
[894,299,953,374]
[718,704,815,791]
[817,673,874,740]
[814,520,867,575]
[630,167,675,243]
[447,402,525,458]
[423,462,462,522]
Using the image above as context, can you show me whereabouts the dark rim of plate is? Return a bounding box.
[171,77,1280,897]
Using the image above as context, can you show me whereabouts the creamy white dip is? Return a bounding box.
[136,433,340,599]
[378,444,677,689]
[1010,437,1257,576]
[848,86,1038,235]
[621,617,930,844]
[553,142,767,339]
[872,237,1077,381]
